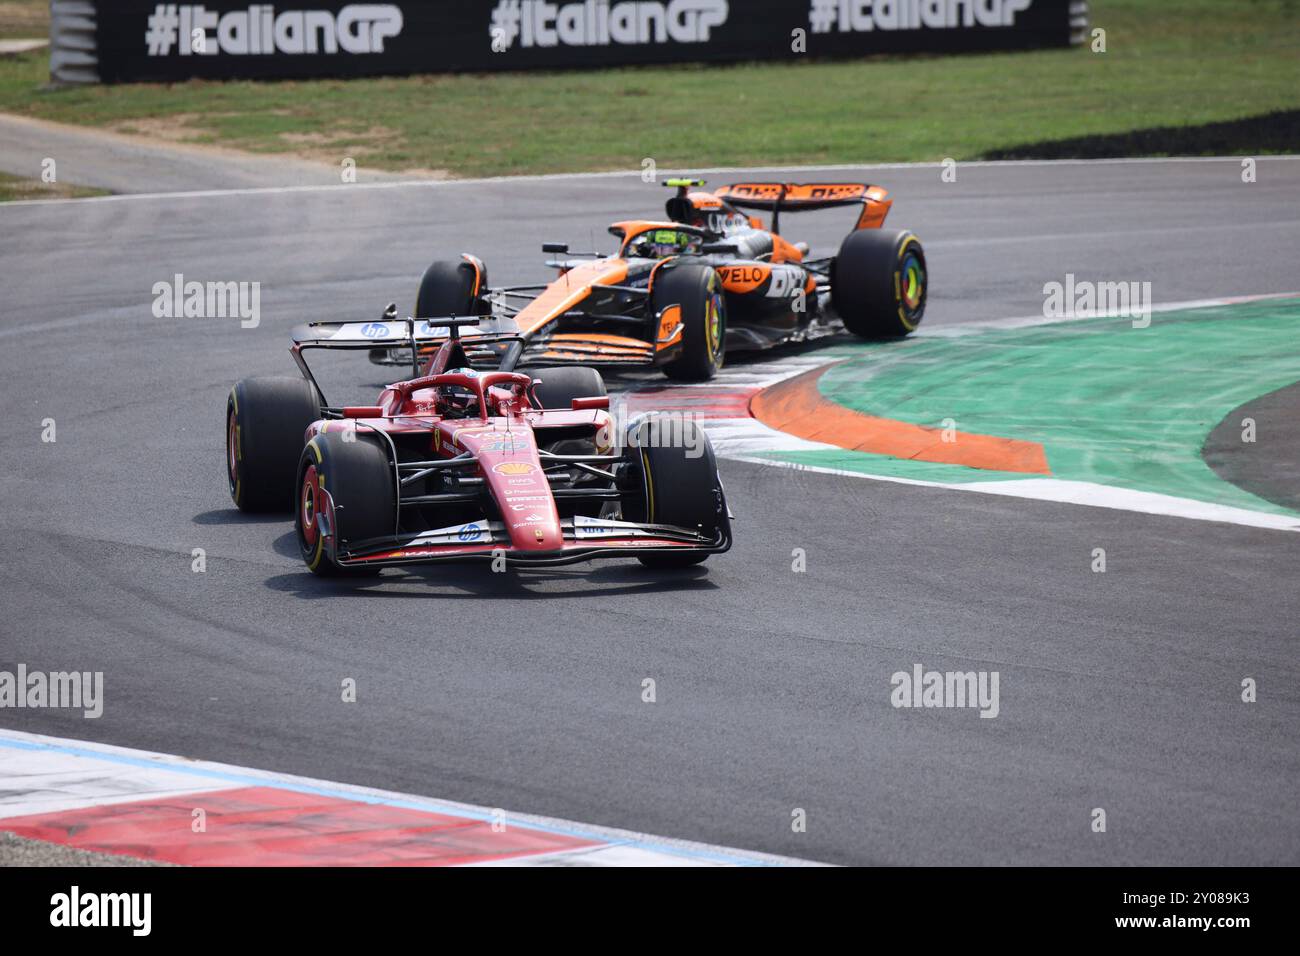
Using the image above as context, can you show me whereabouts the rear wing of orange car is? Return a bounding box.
[713,182,892,234]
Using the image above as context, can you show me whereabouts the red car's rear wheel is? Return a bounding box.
[226,377,321,513]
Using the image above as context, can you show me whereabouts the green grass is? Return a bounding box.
[0,0,1296,177]
[0,170,107,201]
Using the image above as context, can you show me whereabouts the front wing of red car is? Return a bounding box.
[329,516,730,568]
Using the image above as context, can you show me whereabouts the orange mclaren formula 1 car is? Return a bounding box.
[370,178,928,382]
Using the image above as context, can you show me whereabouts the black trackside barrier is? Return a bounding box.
[90,0,1085,84]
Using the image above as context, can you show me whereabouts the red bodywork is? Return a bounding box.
[298,337,727,568]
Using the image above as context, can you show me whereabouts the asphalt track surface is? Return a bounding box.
[1,159,1298,865]
[1205,381,1300,513]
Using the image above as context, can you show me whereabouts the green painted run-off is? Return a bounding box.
[755,299,1300,518]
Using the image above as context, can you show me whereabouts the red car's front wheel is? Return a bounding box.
[294,432,393,577]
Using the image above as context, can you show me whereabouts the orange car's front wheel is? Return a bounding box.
[653,263,726,382]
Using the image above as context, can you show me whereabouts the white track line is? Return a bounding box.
[915,291,1300,337]
[2,155,1297,209]
[730,458,1300,533]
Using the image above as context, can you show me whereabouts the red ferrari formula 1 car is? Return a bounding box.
[226,319,731,574]
[369,178,927,382]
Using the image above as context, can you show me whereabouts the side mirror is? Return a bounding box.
[382,302,397,320]
[541,242,569,254]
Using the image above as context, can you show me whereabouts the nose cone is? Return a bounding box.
[462,431,563,552]
[491,459,563,550]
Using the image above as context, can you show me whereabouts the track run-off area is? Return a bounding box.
[1,158,1298,865]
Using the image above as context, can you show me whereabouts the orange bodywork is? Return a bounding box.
[545,333,651,354]
[513,258,630,335]
[685,193,723,210]
[610,220,675,252]
[712,182,892,233]
[534,333,655,364]
[655,304,683,350]
[461,253,485,296]
[717,182,871,204]
[856,186,892,230]
[769,233,804,263]
[715,264,771,294]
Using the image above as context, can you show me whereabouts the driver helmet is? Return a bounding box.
[442,367,479,412]
[630,228,701,259]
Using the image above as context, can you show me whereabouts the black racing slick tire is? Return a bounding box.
[375,257,490,366]
[652,263,726,382]
[625,415,729,568]
[831,229,927,338]
[227,376,321,513]
[530,366,607,410]
[415,258,486,320]
[295,431,394,577]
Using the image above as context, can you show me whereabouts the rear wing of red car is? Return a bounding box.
[287,317,520,406]
[713,182,892,233]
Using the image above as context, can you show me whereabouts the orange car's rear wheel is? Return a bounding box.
[415,258,487,320]
[529,366,606,410]
[832,229,927,338]
[371,258,490,366]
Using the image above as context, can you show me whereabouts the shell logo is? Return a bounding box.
[493,462,537,476]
